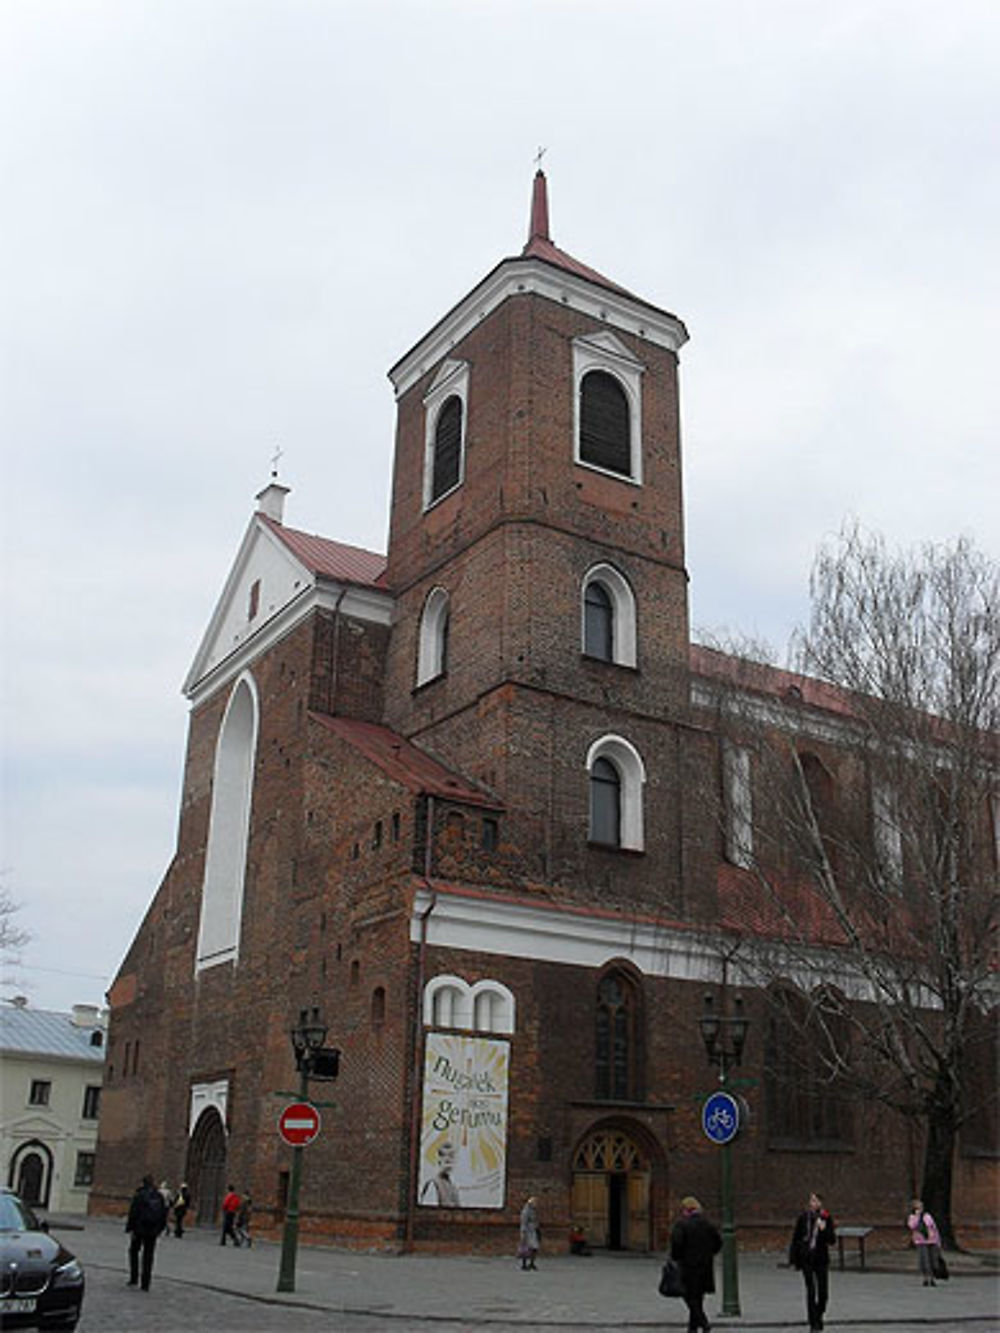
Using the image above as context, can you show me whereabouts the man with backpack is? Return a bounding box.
[126,1175,168,1291]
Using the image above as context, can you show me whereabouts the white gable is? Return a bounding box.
[183,517,315,698]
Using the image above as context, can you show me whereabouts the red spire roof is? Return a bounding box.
[527,168,550,243]
[520,169,634,297]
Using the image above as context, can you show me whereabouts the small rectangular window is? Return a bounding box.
[82,1085,101,1119]
[74,1152,96,1187]
[29,1080,51,1106]
[482,817,499,852]
[391,811,401,841]
[248,578,261,620]
[373,820,383,849]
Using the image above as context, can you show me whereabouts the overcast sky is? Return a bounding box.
[2,1,997,1013]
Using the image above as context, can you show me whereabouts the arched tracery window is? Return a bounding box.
[595,968,642,1101]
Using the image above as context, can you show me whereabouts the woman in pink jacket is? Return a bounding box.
[907,1198,942,1286]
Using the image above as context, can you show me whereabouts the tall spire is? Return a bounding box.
[526,168,550,247]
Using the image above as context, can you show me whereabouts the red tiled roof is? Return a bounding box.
[690,642,856,719]
[260,514,387,589]
[521,169,636,298]
[310,715,501,808]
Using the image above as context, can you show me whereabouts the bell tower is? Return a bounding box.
[381,171,692,743]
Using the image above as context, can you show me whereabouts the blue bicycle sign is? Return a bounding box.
[702,1091,741,1144]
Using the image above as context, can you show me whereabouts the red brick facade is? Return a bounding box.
[91,176,997,1253]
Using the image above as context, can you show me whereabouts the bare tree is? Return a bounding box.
[1,879,30,995]
[698,526,999,1247]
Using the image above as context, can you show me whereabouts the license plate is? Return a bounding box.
[0,1297,37,1312]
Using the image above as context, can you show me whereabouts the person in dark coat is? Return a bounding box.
[172,1182,191,1238]
[788,1191,836,1331]
[126,1175,168,1291]
[670,1195,722,1333]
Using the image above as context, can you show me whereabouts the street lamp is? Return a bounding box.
[698,988,750,1317]
[276,1007,328,1294]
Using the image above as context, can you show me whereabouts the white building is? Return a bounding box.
[1,998,106,1214]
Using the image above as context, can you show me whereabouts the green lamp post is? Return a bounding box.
[699,989,750,1318]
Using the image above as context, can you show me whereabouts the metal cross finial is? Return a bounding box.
[269,444,284,478]
[534,145,547,171]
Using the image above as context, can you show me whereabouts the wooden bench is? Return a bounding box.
[837,1225,874,1270]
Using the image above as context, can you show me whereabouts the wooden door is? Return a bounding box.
[626,1169,651,1251]
[571,1171,609,1248]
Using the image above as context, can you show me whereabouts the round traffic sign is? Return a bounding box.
[278,1101,321,1147]
[702,1090,740,1145]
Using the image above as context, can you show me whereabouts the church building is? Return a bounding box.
[90,173,997,1252]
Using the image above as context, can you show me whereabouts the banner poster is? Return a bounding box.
[418,1032,509,1209]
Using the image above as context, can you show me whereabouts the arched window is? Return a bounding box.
[961,1005,999,1156]
[196,673,258,972]
[422,359,469,510]
[430,395,463,503]
[416,587,450,685]
[595,968,642,1101]
[423,975,515,1033]
[586,736,645,851]
[579,370,630,476]
[765,983,853,1146]
[581,564,637,667]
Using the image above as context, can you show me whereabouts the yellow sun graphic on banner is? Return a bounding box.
[418,1033,510,1209]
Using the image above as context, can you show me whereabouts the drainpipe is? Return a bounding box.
[403,794,436,1253]
[326,588,348,714]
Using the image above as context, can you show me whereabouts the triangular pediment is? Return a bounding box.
[8,1111,63,1138]
[426,358,469,397]
[183,516,317,697]
[572,329,645,369]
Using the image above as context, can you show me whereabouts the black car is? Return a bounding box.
[0,1189,84,1330]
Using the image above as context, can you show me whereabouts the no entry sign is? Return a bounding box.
[278,1101,321,1147]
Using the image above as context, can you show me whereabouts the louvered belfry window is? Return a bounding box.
[431,395,463,502]
[580,370,630,476]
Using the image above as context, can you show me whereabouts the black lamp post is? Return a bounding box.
[698,989,750,1317]
[276,1007,328,1294]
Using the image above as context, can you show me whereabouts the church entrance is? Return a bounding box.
[571,1126,652,1251]
[187,1109,226,1227]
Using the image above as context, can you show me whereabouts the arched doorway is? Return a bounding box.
[10,1142,52,1208]
[571,1125,653,1251]
[186,1109,227,1227]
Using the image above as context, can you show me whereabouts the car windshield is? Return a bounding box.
[0,1193,40,1231]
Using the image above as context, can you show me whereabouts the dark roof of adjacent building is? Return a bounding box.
[0,1003,106,1063]
[310,715,502,809]
[260,514,388,589]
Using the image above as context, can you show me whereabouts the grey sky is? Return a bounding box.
[2,1,997,1011]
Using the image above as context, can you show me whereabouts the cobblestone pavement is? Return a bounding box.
[54,1215,999,1332]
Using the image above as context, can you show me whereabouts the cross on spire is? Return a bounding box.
[269,444,284,479]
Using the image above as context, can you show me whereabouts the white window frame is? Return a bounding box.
[423,974,515,1034]
[585,734,646,851]
[416,586,450,686]
[581,563,637,667]
[572,331,644,484]
[423,359,469,510]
